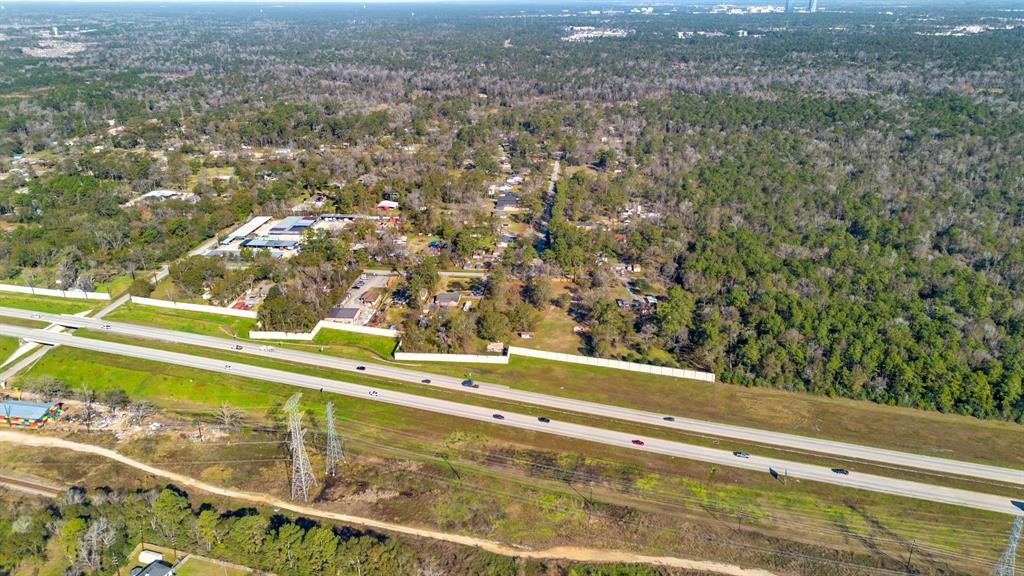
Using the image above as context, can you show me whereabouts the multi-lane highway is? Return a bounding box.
[1,305,1022,488]
[1,323,1022,515]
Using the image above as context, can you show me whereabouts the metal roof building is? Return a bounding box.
[222,216,272,244]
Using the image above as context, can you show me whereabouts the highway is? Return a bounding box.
[0,323,1022,516]
[1,305,1022,488]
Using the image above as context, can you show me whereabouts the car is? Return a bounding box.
[233,344,243,350]
[537,417,551,423]
[732,451,750,458]
[831,468,850,475]
[356,366,366,371]
[224,364,231,370]
[461,379,478,388]
[421,378,432,384]
[101,324,112,330]
[29,313,41,319]
[368,390,379,396]
[662,416,675,422]
[492,414,505,420]
[631,439,645,446]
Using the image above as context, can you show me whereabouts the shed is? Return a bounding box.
[326,307,360,323]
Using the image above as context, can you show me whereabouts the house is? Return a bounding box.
[434,292,461,307]
[495,192,520,212]
[130,560,174,576]
[360,288,384,305]
[326,307,360,324]
[376,200,400,211]
[486,342,505,353]
[496,233,517,248]
[518,332,534,339]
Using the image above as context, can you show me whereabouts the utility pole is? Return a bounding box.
[324,402,344,476]
[904,539,916,572]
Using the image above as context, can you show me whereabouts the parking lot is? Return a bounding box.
[331,273,392,325]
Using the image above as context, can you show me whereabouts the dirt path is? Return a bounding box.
[0,430,777,576]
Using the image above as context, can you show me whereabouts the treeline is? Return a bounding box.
[0,486,666,576]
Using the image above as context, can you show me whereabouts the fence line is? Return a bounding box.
[128,296,258,318]
[0,283,110,301]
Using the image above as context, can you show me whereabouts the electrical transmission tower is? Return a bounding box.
[283,392,302,415]
[991,516,1022,576]
[282,394,317,502]
[325,402,345,476]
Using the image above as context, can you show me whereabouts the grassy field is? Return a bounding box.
[104,304,256,338]
[83,301,1024,470]
[6,346,1011,575]
[0,292,97,315]
[0,336,20,361]
[510,284,584,354]
[94,274,134,297]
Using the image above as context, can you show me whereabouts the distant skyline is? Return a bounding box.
[3,0,1022,5]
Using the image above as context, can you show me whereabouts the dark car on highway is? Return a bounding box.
[732,451,750,458]
[356,366,366,371]
[492,414,505,420]
[461,379,478,388]
[537,417,551,423]
[831,468,850,475]
[421,378,431,383]
[662,416,675,422]
[631,439,645,446]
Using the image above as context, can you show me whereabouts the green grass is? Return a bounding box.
[95,275,133,297]
[104,304,255,338]
[11,345,1012,574]
[0,292,96,315]
[0,336,19,361]
[81,298,1024,470]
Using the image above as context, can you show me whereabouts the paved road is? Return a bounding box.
[2,306,1022,489]
[1,324,1022,516]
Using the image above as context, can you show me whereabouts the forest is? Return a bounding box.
[1,2,1023,422]
[0,486,664,576]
